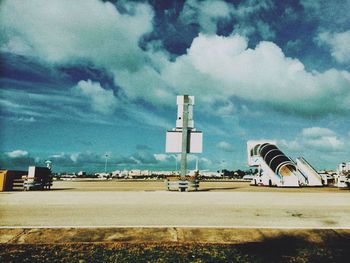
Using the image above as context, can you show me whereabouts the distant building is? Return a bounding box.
[201,171,222,178]
[77,171,86,177]
[111,170,121,178]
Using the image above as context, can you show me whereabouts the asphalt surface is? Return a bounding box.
[1,180,349,228]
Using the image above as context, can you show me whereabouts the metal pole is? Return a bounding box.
[104,154,108,173]
[180,95,189,179]
[175,155,178,172]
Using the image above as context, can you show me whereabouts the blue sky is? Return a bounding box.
[0,0,349,173]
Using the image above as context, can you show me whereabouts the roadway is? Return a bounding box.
[1,181,349,228]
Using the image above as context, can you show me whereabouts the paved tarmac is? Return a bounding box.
[1,181,349,228]
[44,179,343,192]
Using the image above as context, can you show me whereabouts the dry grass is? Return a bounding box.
[1,239,349,263]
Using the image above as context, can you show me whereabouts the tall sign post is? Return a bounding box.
[165,95,203,191]
[180,95,189,179]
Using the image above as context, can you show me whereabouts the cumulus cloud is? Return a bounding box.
[0,150,37,169]
[277,126,349,169]
[304,135,343,152]
[256,20,275,39]
[179,0,231,34]
[216,141,234,152]
[1,0,350,119]
[6,149,28,158]
[113,64,175,106]
[162,34,350,116]
[0,0,179,109]
[285,39,303,53]
[179,0,275,39]
[301,127,336,138]
[49,150,212,171]
[131,151,158,165]
[0,147,214,172]
[50,151,155,168]
[301,127,344,152]
[153,153,212,170]
[49,152,114,170]
[317,30,350,63]
[231,0,275,39]
[234,0,273,17]
[301,0,350,31]
[73,80,118,114]
[280,127,346,153]
[0,0,153,70]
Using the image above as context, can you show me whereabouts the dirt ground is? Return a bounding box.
[1,228,350,262]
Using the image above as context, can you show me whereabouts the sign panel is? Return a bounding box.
[165,131,182,153]
[189,131,203,153]
[166,131,203,153]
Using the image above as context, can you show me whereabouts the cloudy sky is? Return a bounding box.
[0,0,349,173]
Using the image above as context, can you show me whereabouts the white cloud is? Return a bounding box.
[216,101,236,116]
[0,84,124,126]
[17,116,36,123]
[230,0,275,39]
[126,103,173,129]
[304,136,343,152]
[48,150,213,170]
[154,154,170,162]
[234,0,273,17]
[217,141,234,152]
[179,0,275,39]
[300,0,350,30]
[281,127,346,154]
[152,153,212,170]
[301,127,343,152]
[301,127,336,138]
[6,149,28,158]
[74,80,118,114]
[162,34,350,116]
[1,150,37,169]
[279,139,303,152]
[0,0,176,114]
[179,0,231,34]
[285,39,302,53]
[113,65,175,107]
[317,30,350,63]
[256,20,275,39]
[0,36,32,56]
[2,0,350,119]
[0,0,153,70]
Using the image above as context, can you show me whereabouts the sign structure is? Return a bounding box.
[166,95,203,178]
[165,131,202,153]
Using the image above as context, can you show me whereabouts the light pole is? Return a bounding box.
[104,154,109,173]
[176,154,178,172]
[172,154,178,173]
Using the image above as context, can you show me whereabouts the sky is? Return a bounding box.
[0,0,349,173]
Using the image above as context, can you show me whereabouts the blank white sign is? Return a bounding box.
[166,130,203,153]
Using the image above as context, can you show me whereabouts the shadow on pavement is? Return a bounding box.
[198,187,238,192]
